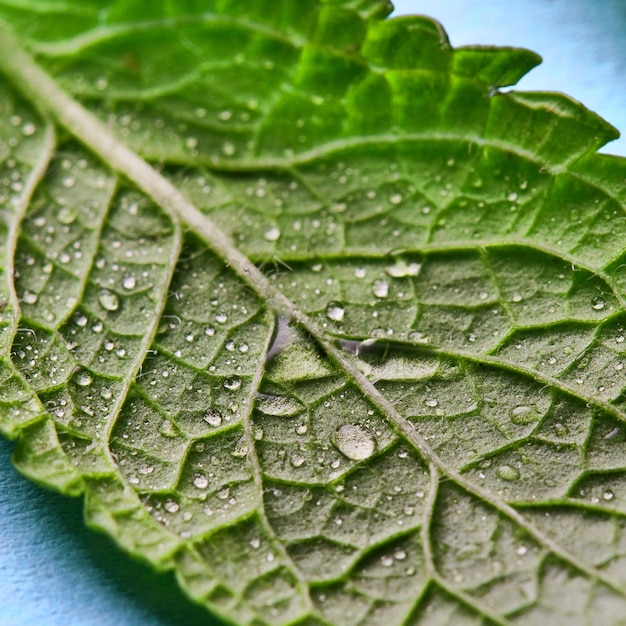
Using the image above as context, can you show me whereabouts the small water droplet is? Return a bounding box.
[394,549,407,561]
[73,369,93,387]
[424,397,438,408]
[381,555,394,567]
[193,475,209,489]
[332,424,376,461]
[496,465,520,481]
[22,290,38,304]
[290,453,305,467]
[510,405,541,425]
[325,301,345,322]
[263,226,281,241]
[204,409,223,427]
[98,289,120,311]
[372,279,389,298]
[231,438,248,457]
[217,487,230,500]
[57,206,77,224]
[122,275,136,290]
[591,296,606,311]
[603,488,615,501]
[224,377,242,391]
[164,500,179,513]
[385,259,421,278]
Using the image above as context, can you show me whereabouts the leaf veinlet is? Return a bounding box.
[2,4,626,625]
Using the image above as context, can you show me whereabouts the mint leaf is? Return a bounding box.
[1,2,626,625]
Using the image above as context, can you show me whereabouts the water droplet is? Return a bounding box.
[193,475,209,489]
[74,312,88,327]
[204,409,223,427]
[591,296,606,311]
[62,176,76,188]
[510,405,541,425]
[73,369,93,387]
[332,424,376,461]
[224,377,242,391]
[22,290,38,304]
[215,313,228,324]
[325,301,345,322]
[217,487,230,500]
[385,259,421,278]
[355,267,366,279]
[603,488,615,501]
[221,141,236,156]
[496,465,520,481]
[516,545,528,556]
[98,289,119,311]
[122,275,136,290]
[424,397,438,408]
[164,500,179,513]
[263,226,281,241]
[231,438,248,457]
[390,194,403,205]
[381,555,394,567]
[372,279,389,298]
[256,394,302,417]
[158,419,177,437]
[290,453,305,468]
[57,206,77,224]
[394,549,407,561]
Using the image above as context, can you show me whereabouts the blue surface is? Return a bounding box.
[1,2,625,625]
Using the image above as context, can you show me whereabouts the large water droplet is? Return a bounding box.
[332,424,376,461]
[98,289,119,311]
[325,301,345,322]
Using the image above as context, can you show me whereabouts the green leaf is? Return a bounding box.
[1,2,626,624]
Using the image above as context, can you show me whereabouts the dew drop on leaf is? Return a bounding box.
[98,289,120,311]
[224,377,242,390]
[325,301,345,322]
[203,409,222,427]
[193,475,209,489]
[164,500,179,513]
[263,226,281,241]
[385,259,421,277]
[591,296,606,311]
[496,465,520,481]
[332,424,376,461]
[372,279,389,298]
[73,369,93,387]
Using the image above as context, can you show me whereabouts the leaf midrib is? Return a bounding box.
[0,21,624,622]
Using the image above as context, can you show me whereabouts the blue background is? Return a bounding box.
[1,2,625,625]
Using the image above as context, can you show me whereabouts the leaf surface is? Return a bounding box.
[1,2,626,625]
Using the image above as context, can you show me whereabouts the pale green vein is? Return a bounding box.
[238,312,317,615]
